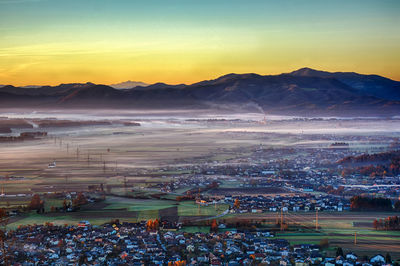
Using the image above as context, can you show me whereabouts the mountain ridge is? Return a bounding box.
[1,68,400,116]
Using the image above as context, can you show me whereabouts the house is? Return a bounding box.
[370,254,385,264]
[48,160,56,168]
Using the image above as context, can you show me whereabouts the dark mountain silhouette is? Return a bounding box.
[1,68,400,116]
[290,67,400,100]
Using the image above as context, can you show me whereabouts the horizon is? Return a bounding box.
[2,67,400,87]
[0,0,399,86]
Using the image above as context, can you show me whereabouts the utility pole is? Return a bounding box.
[66,143,69,154]
[280,208,284,231]
[124,176,127,195]
[354,232,357,245]
[76,147,79,161]
[103,161,106,173]
[315,209,319,231]
[65,175,69,193]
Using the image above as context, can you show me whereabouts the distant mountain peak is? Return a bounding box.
[289,67,329,76]
[110,81,148,89]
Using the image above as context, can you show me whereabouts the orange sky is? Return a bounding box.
[0,0,399,86]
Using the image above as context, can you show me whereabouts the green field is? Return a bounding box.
[103,197,176,211]
[178,201,229,216]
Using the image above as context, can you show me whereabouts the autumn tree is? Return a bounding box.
[73,192,88,207]
[168,260,186,266]
[146,219,160,231]
[210,219,218,232]
[233,199,240,209]
[153,219,159,230]
[62,199,68,211]
[29,194,44,213]
[373,219,379,230]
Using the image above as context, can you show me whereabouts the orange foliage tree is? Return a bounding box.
[146,219,160,231]
[210,219,218,232]
[29,194,44,212]
[233,199,240,209]
[73,192,88,207]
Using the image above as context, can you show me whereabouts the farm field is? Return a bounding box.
[224,211,400,259]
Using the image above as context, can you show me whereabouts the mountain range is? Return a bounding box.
[1,68,400,116]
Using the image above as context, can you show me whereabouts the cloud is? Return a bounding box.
[0,62,41,78]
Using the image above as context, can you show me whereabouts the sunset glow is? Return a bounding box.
[1,0,399,86]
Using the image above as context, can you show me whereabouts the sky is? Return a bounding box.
[0,0,399,86]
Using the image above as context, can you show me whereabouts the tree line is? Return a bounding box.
[350,196,400,211]
[373,216,400,230]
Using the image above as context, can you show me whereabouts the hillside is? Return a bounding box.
[1,68,400,116]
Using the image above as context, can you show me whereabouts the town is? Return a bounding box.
[2,221,393,265]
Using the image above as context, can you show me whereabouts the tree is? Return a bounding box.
[0,209,7,225]
[73,192,88,207]
[63,199,68,211]
[336,247,344,257]
[153,219,159,230]
[146,220,153,231]
[373,219,379,230]
[29,194,44,213]
[210,219,218,232]
[233,199,240,209]
[394,200,400,211]
[386,253,392,263]
[146,219,159,231]
[319,238,329,249]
